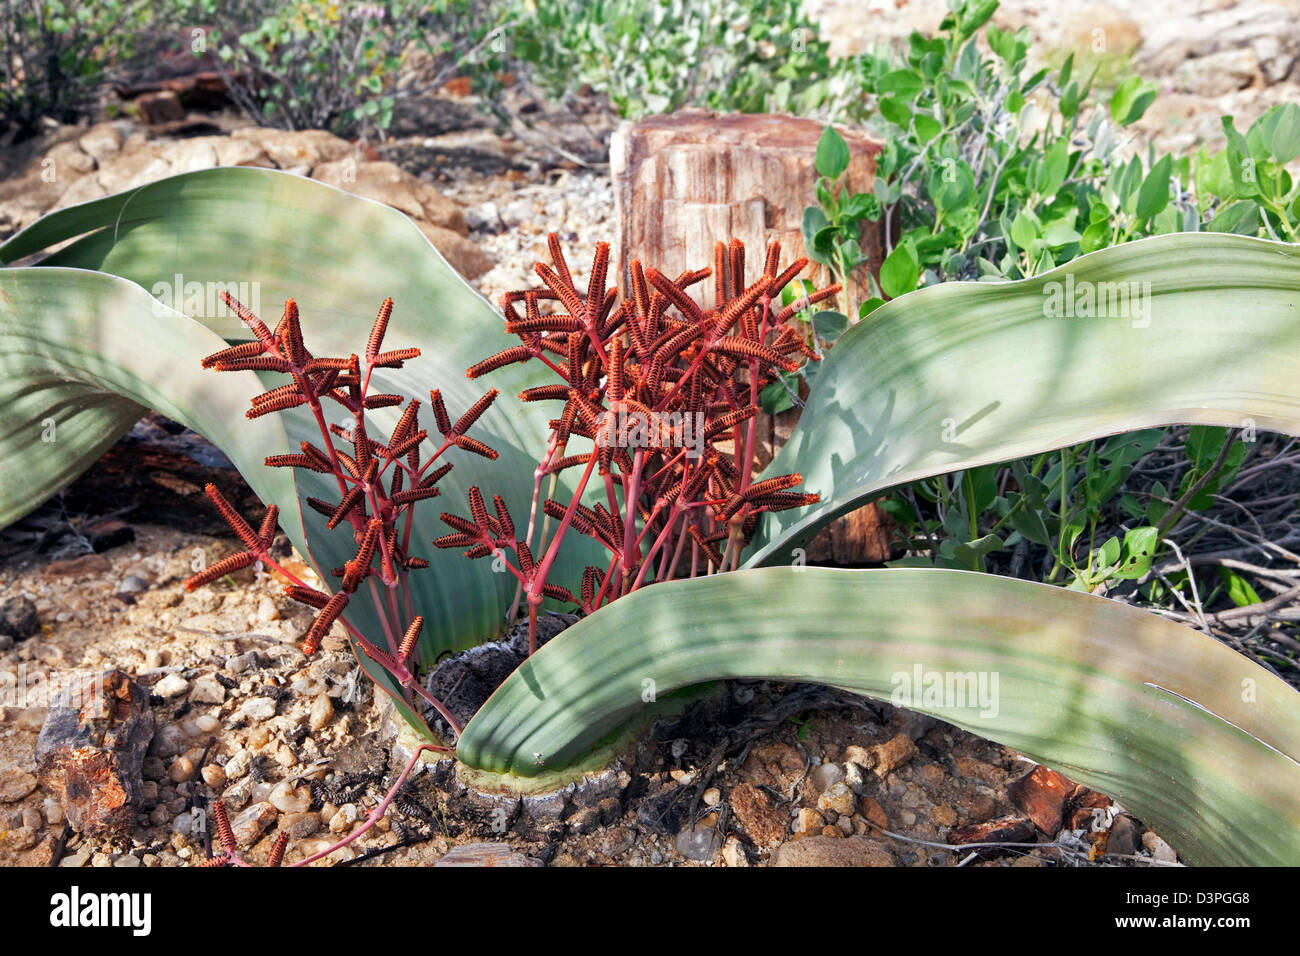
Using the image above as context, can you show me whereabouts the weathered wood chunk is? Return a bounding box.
[35,670,155,837]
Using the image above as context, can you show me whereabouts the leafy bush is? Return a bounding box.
[507,0,850,120]
[0,0,151,138]
[168,0,510,137]
[797,0,1300,603]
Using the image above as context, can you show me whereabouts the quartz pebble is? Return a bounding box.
[241,697,277,721]
[154,673,189,698]
[309,694,333,731]
[231,801,278,845]
[270,780,312,814]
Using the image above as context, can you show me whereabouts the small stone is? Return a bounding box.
[844,760,867,795]
[434,842,542,866]
[729,782,786,848]
[42,553,111,578]
[675,823,722,861]
[860,796,889,831]
[195,714,220,734]
[241,697,277,721]
[0,596,39,640]
[198,764,224,790]
[224,750,252,781]
[167,757,194,783]
[78,125,122,161]
[771,835,895,867]
[329,804,358,833]
[230,801,278,845]
[7,826,38,849]
[793,808,825,834]
[223,777,253,811]
[270,780,312,814]
[869,734,918,777]
[843,744,876,770]
[1142,831,1179,864]
[1007,765,1077,835]
[153,715,190,750]
[118,575,149,597]
[1108,814,1141,857]
[189,676,226,705]
[256,597,280,622]
[811,761,845,792]
[721,835,749,867]
[702,787,721,807]
[932,804,958,827]
[0,769,38,803]
[308,694,333,731]
[817,781,857,817]
[284,811,320,839]
[60,847,91,867]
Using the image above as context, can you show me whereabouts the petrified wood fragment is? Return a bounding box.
[35,670,155,836]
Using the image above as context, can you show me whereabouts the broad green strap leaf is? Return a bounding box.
[0,267,295,532]
[745,233,1300,565]
[0,167,600,658]
[458,566,1300,866]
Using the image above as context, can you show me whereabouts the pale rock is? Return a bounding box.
[721,835,749,867]
[1174,48,1261,97]
[78,124,122,162]
[771,835,895,867]
[231,801,278,845]
[224,749,252,781]
[195,714,220,733]
[810,761,845,792]
[1142,830,1179,864]
[0,769,38,803]
[167,756,195,783]
[256,596,280,622]
[433,842,542,867]
[229,127,354,169]
[329,803,359,833]
[308,693,334,731]
[241,697,277,721]
[160,138,218,173]
[213,137,274,168]
[201,764,226,789]
[45,141,96,176]
[817,781,857,817]
[792,807,825,834]
[189,676,225,705]
[270,780,312,814]
[96,150,172,194]
[154,673,189,698]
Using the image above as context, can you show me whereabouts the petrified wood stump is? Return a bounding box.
[612,111,893,563]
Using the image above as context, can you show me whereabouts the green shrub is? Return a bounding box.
[0,0,151,138]
[167,0,510,138]
[507,0,848,121]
